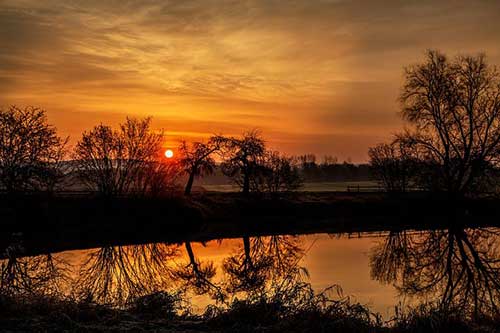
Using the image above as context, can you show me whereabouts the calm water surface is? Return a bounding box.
[3,228,500,319]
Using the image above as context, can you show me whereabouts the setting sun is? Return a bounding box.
[164,149,174,159]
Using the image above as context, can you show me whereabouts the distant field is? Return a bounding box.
[302,181,379,192]
[201,181,379,192]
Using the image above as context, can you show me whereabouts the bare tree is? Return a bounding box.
[179,136,226,196]
[298,154,317,169]
[0,106,67,193]
[220,130,265,195]
[368,139,417,192]
[135,159,181,197]
[321,155,338,167]
[399,50,500,195]
[74,117,164,196]
[253,151,303,193]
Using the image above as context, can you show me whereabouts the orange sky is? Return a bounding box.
[2,1,500,162]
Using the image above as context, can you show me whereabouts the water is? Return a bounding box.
[2,228,500,319]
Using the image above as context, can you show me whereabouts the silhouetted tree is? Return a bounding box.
[0,106,67,193]
[179,136,226,195]
[221,130,265,195]
[253,151,303,193]
[398,50,500,195]
[74,117,164,196]
[321,155,338,167]
[135,159,181,197]
[298,154,317,169]
[368,139,417,192]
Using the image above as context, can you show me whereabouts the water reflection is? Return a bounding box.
[2,228,500,319]
[1,250,69,296]
[170,241,222,300]
[370,227,500,317]
[75,244,177,305]
[223,236,273,293]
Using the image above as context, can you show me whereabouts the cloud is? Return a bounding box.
[1,0,500,161]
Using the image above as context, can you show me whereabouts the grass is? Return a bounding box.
[0,287,383,332]
[391,303,500,333]
[3,284,500,332]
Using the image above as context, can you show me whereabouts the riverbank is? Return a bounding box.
[1,191,500,256]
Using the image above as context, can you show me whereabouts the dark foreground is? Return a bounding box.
[2,292,500,332]
[2,192,500,332]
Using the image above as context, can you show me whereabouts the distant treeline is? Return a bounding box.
[293,154,371,182]
[202,158,372,185]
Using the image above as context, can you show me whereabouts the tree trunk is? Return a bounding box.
[184,171,195,196]
[242,171,250,195]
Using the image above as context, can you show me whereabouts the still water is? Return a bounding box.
[2,228,500,319]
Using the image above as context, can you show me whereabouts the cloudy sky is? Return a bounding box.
[1,0,500,162]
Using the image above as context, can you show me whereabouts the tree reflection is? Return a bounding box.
[1,234,309,313]
[370,227,500,317]
[1,242,69,296]
[170,241,223,300]
[222,235,305,293]
[75,243,178,305]
[266,235,305,276]
[370,230,412,284]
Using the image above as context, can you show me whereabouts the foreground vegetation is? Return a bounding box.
[2,287,500,332]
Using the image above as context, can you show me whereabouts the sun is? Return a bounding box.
[164,149,174,159]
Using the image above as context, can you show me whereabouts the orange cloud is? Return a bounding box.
[1,0,500,162]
